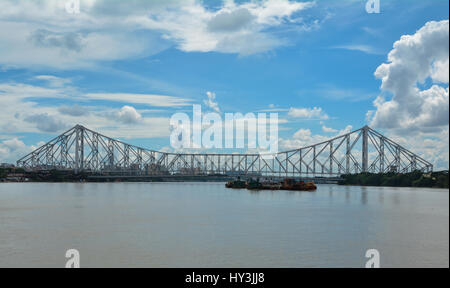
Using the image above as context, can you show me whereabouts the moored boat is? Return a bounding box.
[281,178,317,191]
[225,177,247,189]
[246,179,263,190]
[225,177,317,191]
[260,180,282,190]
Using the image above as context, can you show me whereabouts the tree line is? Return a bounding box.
[339,171,449,188]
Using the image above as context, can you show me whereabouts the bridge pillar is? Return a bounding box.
[74,125,84,174]
[380,137,385,173]
[346,135,350,174]
[329,142,333,175]
[108,139,114,170]
[362,126,369,173]
[313,146,316,176]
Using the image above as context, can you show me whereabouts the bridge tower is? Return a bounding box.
[362,125,369,173]
[74,125,84,174]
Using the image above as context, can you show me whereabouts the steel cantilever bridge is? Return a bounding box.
[17,125,433,177]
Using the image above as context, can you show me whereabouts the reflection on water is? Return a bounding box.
[0,183,448,268]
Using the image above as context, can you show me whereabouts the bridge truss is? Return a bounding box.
[17,125,433,177]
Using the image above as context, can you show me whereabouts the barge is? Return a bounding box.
[226,178,317,191]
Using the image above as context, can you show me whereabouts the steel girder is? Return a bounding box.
[16,125,433,176]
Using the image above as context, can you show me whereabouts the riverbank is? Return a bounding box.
[338,171,449,189]
[0,168,235,183]
[2,168,449,188]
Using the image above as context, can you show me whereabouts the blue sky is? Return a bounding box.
[0,0,448,169]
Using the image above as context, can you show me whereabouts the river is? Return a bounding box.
[0,182,448,267]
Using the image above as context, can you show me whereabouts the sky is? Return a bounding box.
[0,0,448,170]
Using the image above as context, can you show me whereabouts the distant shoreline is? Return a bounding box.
[338,171,449,189]
[1,167,448,188]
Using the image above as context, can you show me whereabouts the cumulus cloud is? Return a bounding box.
[322,125,338,133]
[432,58,449,83]
[1,138,27,152]
[0,81,175,139]
[24,113,68,133]
[0,137,51,164]
[0,138,32,164]
[288,107,329,120]
[207,8,255,32]
[383,128,449,171]
[280,125,353,150]
[114,106,142,124]
[367,20,449,169]
[204,91,220,113]
[366,20,449,169]
[369,20,449,132]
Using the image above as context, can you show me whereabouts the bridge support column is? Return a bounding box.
[380,138,384,173]
[346,136,350,174]
[362,126,369,173]
[329,142,333,175]
[313,146,316,176]
[74,125,84,174]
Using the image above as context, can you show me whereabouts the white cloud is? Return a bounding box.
[367,20,449,170]
[338,125,353,136]
[288,107,329,120]
[1,138,27,152]
[114,105,142,124]
[0,78,193,139]
[280,125,353,150]
[369,20,449,132]
[0,0,317,69]
[29,29,83,52]
[382,128,449,171]
[204,91,220,113]
[138,0,315,55]
[0,1,168,69]
[293,128,312,140]
[246,0,315,25]
[322,125,338,133]
[432,58,449,84]
[34,75,72,88]
[24,113,68,133]
[0,137,38,164]
[0,82,69,100]
[58,105,90,117]
[84,93,191,107]
[0,21,166,69]
[331,44,380,55]
[135,0,317,56]
[0,81,174,139]
[207,8,255,32]
[258,104,290,112]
